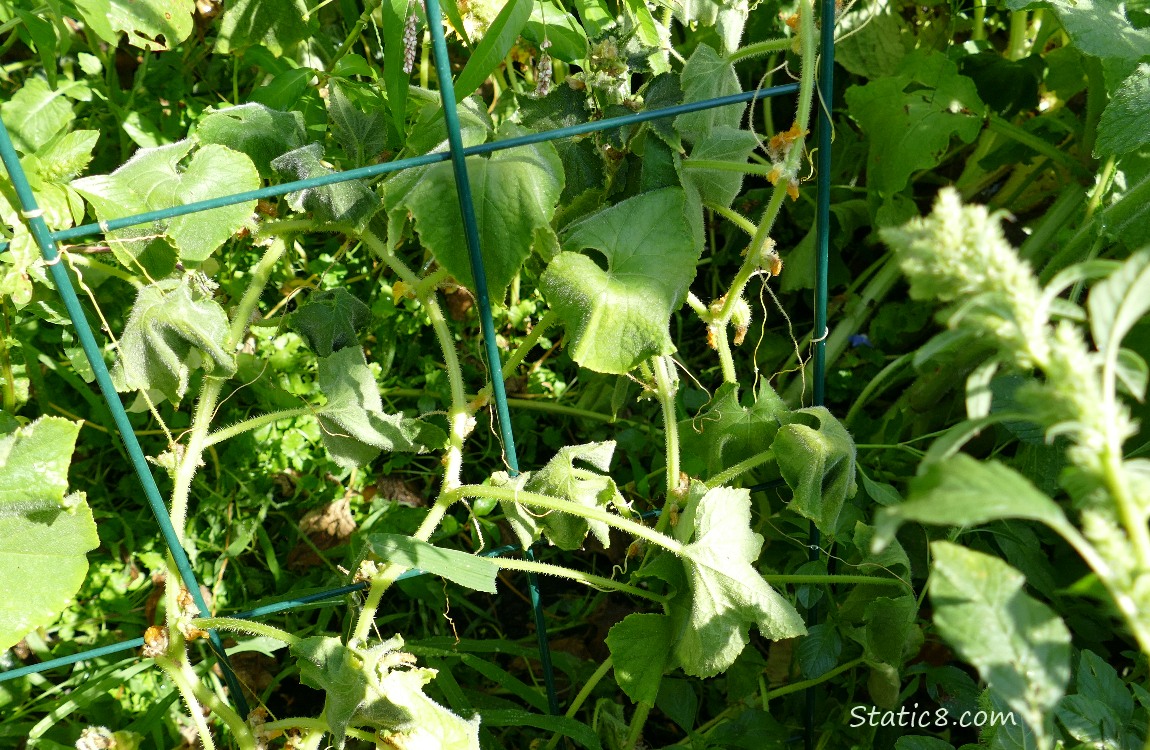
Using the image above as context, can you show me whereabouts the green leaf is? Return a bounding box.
[214,0,311,57]
[873,456,1070,552]
[16,10,59,88]
[542,188,699,374]
[1055,695,1129,749]
[381,0,411,136]
[328,80,389,168]
[522,1,588,62]
[835,5,911,79]
[289,288,372,357]
[679,127,760,209]
[71,0,195,51]
[195,103,307,178]
[384,130,561,296]
[0,78,73,154]
[605,613,672,704]
[364,534,499,593]
[669,486,807,677]
[1006,0,1150,59]
[72,140,260,263]
[672,0,747,54]
[1097,65,1150,156]
[674,44,742,144]
[37,130,99,182]
[499,441,625,550]
[797,623,841,679]
[316,347,443,468]
[1075,650,1133,723]
[895,739,956,750]
[292,635,480,749]
[478,710,600,750]
[774,407,857,536]
[1089,248,1150,365]
[572,0,613,38]
[844,50,986,197]
[863,595,917,668]
[271,143,379,229]
[929,542,1071,740]
[678,382,787,477]
[114,276,237,403]
[0,417,98,652]
[454,0,533,102]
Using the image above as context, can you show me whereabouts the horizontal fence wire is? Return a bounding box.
[0,82,799,252]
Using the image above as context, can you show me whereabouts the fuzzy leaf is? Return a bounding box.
[115,277,236,403]
[71,0,195,50]
[214,0,311,57]
[316,347,443,468]
[365,534,499,593]
[383,129,563,297]
[1006,0,1150,60]
[774,407,857,535]
[674,44,742,144]
[679,126,760,210]
[678,383,787,477]
[929,542,1070,739]
[669,486,807,677]
[1098,65,1150,156]
[72,140,260,262]
[196,103,307,178]
[0,417,98,651]
[38,130,99,181]
[290,288,372,357]
[499,441,624,550]
[606,613,673,704]
[543,188,699,374]
[328,82,389,169]
[845,51,986,197]
[0,78,73,154]
[272,143,379,229]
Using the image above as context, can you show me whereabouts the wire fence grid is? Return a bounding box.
[0,1,836,744]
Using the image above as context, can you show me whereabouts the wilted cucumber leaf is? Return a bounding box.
[498,441,624,550]
[289,288,372,357]
[606,613,673,704]
[71,0,194,50]
[542,188,699,374]
[0,417,98,652]
[678,382,788,477]
[774,407,857,536]
[316,347,444,468]
[929,542,1070,740]
[72,140,260,263]
[114,276,236,404]
[292,635,480,749]
[0,78,73,154]
[674,44,742,144]
[845,50,986,197]
[272,143,379,229]
[214,0,311,57]
[668,486,807,677]
[196,103,307,178]
[383,128,562,297]
[364,534,498,593]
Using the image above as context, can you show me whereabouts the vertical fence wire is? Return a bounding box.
[0,118,250,718]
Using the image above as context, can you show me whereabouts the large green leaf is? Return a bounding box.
[382,129,562,297]
[0,77,73,154]
[774,407,857,536]
[0,417,98,652]
[678,382,787,478]
[71,0,195,50]
[1097,65,1150,156]
[316,347,444,468]
[195,103,307,178]
[669,486,807,677]
[289,288,372,357]
[542,188,699,374]
[522,1,588,62]
[364,535,498,593]
[1006,0,1150,59]
[605,613,672,704]
[845,50,986,197]
[453,0,533,102]
[873,456,1072,552]
[292,635,480,749]
[72,140,260,263]
[214,0,311,57]
[674,44,742,144]
[498,441,625,550]
[929,542,1070,741]
[114,276,237,403]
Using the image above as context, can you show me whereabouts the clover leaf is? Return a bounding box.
[542,188,700,374]
[114,276,237,404]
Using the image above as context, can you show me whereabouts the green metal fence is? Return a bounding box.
[0,1,836,744]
